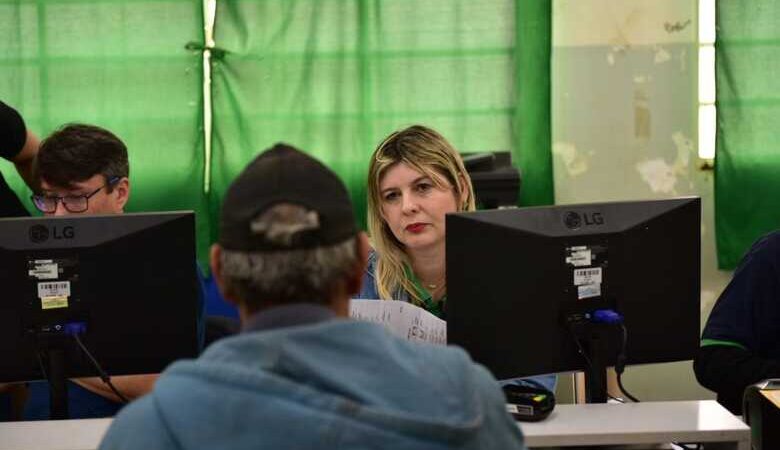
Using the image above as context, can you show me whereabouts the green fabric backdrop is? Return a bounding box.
[1,0,553,269]
[0,0,210,266]
[715,0,780,269]
[209,0,554,238]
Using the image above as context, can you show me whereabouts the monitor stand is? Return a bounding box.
[571,322,612,403]
[37,333,71,419]
[582,326,610,403]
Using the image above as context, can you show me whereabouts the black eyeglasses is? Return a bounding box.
[31,177,120,214]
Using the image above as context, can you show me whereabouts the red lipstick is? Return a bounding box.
[406,223,426,233]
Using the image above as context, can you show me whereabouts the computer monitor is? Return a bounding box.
[0,212,201,417]
[446,197,700,402]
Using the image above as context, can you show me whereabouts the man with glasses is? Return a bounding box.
[33,124,130,216]
[24,123,166,419]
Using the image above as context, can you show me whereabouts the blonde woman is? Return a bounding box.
[358,125,556,392]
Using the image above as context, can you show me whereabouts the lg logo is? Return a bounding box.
[563,211,604,230]
[29,225,75,243]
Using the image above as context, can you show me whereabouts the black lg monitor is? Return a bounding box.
[0,212,201,418]
[446,197,700,403]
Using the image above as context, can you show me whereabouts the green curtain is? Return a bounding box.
[1,0,552,267]
[0,0,211,267]
[715,0,780,269]
[209,0,553,236]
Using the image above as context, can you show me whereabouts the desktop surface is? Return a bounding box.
[0,400,748,450]
[520,400,749,449]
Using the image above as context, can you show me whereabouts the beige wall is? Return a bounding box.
[551,0,732,403]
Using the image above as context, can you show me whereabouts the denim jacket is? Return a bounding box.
[100,305,526,450]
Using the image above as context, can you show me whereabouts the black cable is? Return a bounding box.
[614,323,640,402]
[569,327,594,370]
[72,333,129,404]
[35,349,49,381]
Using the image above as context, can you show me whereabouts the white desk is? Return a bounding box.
[0,418,111,450]
[520,400,750,449]
[0,401,749,450]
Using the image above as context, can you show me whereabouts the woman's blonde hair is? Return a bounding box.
[367,125,476,304]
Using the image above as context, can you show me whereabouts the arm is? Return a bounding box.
[12,129,40,191]
[72,374,158,403]
[694,344,780,414]
[0,101,39,190]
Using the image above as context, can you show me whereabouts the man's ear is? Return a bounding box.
[113,177,130,212]
[210,243,237,306]
[345,232,370,297]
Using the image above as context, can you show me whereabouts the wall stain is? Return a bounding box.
[664,19,691,33]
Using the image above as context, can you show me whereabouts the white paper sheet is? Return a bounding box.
[350,299,446,345]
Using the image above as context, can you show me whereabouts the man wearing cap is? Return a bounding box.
[99,144,526,450]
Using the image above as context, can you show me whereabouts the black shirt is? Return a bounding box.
[694,232,780,414]
[0,100,31,217]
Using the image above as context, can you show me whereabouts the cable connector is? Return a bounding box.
[591,309,623,324]
[62,322,87,336]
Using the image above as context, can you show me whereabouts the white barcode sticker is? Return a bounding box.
[565,248,592,267]
[578,283,602,300]
[38,281,71,298]
[29,262,58,280]
[573,267,602,286]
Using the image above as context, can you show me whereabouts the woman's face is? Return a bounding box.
[378,162,460,254]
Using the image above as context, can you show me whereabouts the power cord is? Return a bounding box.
[569,327,594,371]
[71,332,129,404]
[35,350,49,381]
[614,323,640,403]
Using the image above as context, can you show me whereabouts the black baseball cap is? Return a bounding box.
[218,143,357,251]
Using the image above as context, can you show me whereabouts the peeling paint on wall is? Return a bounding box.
[553,141,592,176]
[635,131,693,194]
[672,130,693,166]
[634,77,652,141]
[678,48,688,72]
[636,158,677,193]
[653,45,671,64]
[606,45,627,66]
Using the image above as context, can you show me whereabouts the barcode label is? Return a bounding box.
[38,281,71,298]
[573,267,602,286]
[506,403,534,416]
[29,262,58,280]
[578,283,602,300]
[565,248,592,267]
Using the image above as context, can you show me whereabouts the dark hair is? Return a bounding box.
[38,123,129,190]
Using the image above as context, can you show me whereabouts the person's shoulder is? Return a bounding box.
[100,396,176,450]
[375,326,472,365]
[737,231,780,271]
[754,231,780,251]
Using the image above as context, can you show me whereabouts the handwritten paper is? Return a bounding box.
[350,299,446,345]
